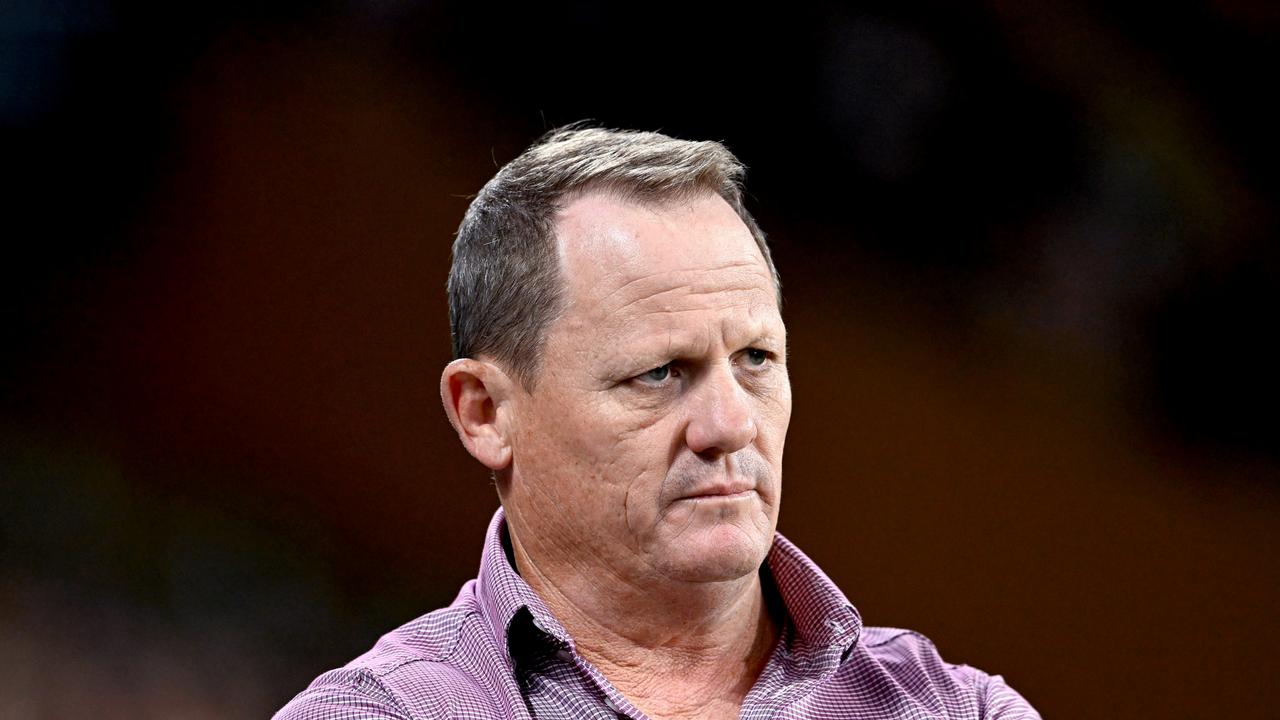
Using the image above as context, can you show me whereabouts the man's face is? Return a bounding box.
[503,191,791,586]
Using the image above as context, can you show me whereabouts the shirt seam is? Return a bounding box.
[862,628,923,648]
[342,667,416,718]
[382,609,478,671]
[358,611,479,720]
[440,609,482,663]
[862,629,990,707]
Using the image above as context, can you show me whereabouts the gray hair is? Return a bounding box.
[447,124,780,390]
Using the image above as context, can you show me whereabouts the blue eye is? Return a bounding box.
[745,348,768,366]
[643,364,671,382]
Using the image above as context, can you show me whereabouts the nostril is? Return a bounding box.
[694,445,726,461]
[683,367,759,454]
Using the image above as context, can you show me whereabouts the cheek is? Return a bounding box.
[755,380,792,450]
[520,391,666,486]
[569,402,683,524]
[584,409,679,499]
[515,395,680,546]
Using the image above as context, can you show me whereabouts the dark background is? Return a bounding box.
[3,1,1278,717]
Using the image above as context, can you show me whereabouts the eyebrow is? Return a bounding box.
[602,320,786,372]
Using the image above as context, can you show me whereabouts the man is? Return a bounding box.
[275,127,1039,719]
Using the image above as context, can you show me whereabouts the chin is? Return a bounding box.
[654,516,774,583]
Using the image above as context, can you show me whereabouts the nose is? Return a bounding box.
[685,363,757,457]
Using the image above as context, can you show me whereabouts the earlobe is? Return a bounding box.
[440,359,514,471]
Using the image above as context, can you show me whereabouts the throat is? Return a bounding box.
[578,574,785,720]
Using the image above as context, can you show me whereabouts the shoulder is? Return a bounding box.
[858,626,1042,720]
[273,661,488,720]
[274,590,504,720]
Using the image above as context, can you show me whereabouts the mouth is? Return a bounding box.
[678,480,757,501]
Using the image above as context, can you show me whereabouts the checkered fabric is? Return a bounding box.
[274,508,1040,719]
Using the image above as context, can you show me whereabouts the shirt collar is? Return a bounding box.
[764,529,863,654]
[475,507,573,659]
[475,507,862,661]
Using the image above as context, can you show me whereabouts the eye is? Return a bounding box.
[743,348,769,367]
[635,363,675,385]
[644,364,670,381]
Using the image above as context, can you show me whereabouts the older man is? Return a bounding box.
[275,127,1040,719]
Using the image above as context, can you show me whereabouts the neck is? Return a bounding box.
[508,525,782,720]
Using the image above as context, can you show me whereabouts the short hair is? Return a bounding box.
[447,124,780,390]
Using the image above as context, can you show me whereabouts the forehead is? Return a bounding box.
[553,191,777,328]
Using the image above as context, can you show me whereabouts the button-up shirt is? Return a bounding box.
[275,508,1040,719]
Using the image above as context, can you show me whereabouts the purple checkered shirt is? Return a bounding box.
[275,508,1039,719]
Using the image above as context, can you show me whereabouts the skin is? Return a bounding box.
[440,190,792,719]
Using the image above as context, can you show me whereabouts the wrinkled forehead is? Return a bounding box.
[552,191,777,325]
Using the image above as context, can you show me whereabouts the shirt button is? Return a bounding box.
[555,648,573,663]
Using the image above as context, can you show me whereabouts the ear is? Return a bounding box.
[440,358,516,471]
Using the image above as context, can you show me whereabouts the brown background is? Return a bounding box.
[3,1,1278,717]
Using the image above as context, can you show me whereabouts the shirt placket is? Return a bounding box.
[524,614,637,720]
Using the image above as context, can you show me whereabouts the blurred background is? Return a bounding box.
[3,0,1278,717]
